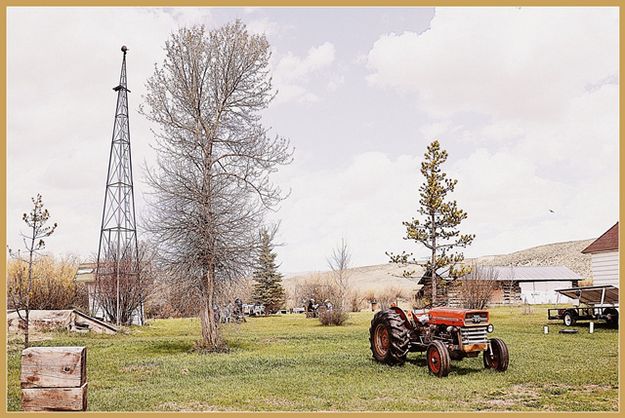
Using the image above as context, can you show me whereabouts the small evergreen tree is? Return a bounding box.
[388,140,474,306]
[252,229,285,314]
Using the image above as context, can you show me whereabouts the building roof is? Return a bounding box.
[581,222,618,254]
[486,266,581,282]
[74,262,96,283]
[555,285,619,305]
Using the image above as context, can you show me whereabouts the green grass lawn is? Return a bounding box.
[6,306,619,411]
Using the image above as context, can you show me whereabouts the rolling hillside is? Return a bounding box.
[476,239,593,279]
[283,238,595,295]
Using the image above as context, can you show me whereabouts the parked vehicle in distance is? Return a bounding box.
[369,305,508,377]
[242,303,266,316]
[548,285,619,328]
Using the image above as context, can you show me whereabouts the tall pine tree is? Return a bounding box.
[388,140,474,306]
[252,229,285,314]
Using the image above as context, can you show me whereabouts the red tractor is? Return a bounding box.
[369,306,509,377]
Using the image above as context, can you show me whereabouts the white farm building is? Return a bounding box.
[582,222,619,287]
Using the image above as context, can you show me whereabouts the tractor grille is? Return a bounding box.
[460,326,488,345]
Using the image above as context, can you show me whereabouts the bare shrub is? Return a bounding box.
[7,254,87,312]
[318,307,348,326]
[327,239,351,310]
[376,287,410,310]
[455,264,499,309]
[93,242,157,325]
[362,289,377,311]
[347,289,363,312]
[148,272,255,319]
[290,273,340,308]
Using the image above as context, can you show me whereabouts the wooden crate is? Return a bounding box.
[22,384,88,411]
[20,346,87,411]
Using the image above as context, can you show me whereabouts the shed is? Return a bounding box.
[440,265,581,306]
[581,222,619,287]
[7,309,117,334]
[74,262,143,325]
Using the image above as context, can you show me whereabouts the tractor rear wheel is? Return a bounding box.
[426,341,451,377]
[483,338,509,372]
[369,310,409,366]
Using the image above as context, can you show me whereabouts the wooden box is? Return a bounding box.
[20,346,87,411]
[22,384,88,411]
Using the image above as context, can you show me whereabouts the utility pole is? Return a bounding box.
[95,46,141,326]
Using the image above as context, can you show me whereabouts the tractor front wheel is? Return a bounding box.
[369,310,409,366]
[483,338,509,372]
[426,341,451,377]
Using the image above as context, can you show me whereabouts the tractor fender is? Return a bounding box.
[389,306,415,330]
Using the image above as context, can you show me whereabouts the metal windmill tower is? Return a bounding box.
[95,45,141,326]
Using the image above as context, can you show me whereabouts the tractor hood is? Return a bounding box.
[426,307,490,327]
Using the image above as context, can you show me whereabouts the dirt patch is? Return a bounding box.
[542,383,572,396]
[158,401,220,411]
[480,385,543,410]
[485,398,516,409]
[264,396,297,408]
[579,384,617,393]
[120,361,161,374]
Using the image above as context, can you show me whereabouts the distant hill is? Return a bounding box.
[283,263,423,294]
[283,238,595,295]
[475,239,593,279]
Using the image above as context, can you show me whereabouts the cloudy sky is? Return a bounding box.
[6,7,619,273]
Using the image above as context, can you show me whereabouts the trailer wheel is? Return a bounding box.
[563,310,577,327]
[427,341,451,377]
[604,308,619,328]
[483,338,509,372]
[369,310,409,366]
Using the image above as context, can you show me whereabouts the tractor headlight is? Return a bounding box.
[487,324,494,333]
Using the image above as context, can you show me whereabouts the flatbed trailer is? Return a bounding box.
[547,285,619,328]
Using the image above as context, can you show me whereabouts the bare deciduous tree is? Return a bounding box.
[455,263,499,309]
[140,21,292,351]
[93,242,156,325]
[8,194,57,348]
[327,238,351,310]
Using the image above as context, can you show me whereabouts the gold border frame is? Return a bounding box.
[1,3,622,417]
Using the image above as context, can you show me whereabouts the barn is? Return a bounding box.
[419,265,581,306]
[450,266,581,305]
[581,222,619,287]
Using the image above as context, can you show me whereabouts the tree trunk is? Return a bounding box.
[24,309,30,348]
[430,213,437,305]
[25,229,35,349]
[198,271,222,350]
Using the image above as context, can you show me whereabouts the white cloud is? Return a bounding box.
[273,42,336,104]
[6,7,194,257]
[366,7,618,121]
[268,152,421,272]
[276,42,335,80]
[7,7,618,275]
[362,7,619,260]
[246,17,278,36]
